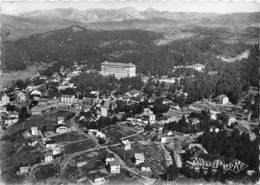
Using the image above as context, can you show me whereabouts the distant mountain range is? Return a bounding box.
[1,8,259,41]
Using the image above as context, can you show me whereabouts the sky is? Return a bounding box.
[1,0,260,15]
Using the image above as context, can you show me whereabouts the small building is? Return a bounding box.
[57,116,65,125]
[44,151,53,163]
[121,140,131,150]
[105,153,115,165]
[55,125,70,134]
[108,159,120,174]
[60,95,76,106]
[77,161,87,168]
[161,136,174,144]
[88,129,106,139]
[209,127,220,133]
[31,127,39,136]
[140,163,151,172]
[17,166,30,175]
[4,112,19,127]
[134,152,145,165]
[210,113,217,120]
[45,140,56,149]
[31,90,42,101]
[17,92,27,102]
[100,107,108,117]
[142,108,156,124]
[1,94,10,106]
[216,94,229,105]
[88,172,106,185]
[191,118,200,125]
[228,116,236,126]
[52,147,61,156]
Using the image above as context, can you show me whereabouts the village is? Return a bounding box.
[0,61,259,185]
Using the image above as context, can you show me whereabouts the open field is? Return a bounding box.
[33,163,57,182]
[109,141,167,177]
[51,131,87,143]
[103,125,146,143]
[2,109,74,137]
[64,139,97,154]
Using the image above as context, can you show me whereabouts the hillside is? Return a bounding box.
[2,24,253,76]
[2,26,161,71]
[1,9,259,41]
[0,14,81,41]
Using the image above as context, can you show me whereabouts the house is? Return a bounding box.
[88,129,106,139]
[228,116,236,126]
[134,152,145,165]
[105,153,115,165]
[216,94,229,105]
[17,166,30,175]
[44,151,53,163]
[108,159,120,174]
[140,163,151,172]
[45,140,57,149]
[209,127,220,133]
[52,147,61,156]
[88,172,106,185]
[143,114,156,124]
[84,92,100,105]
[17,92,27,102]
[142,108,156,124]
[4,112,19,127]
[60,95,76,106]
[55,125,71,134]
[121,140,131,150]
[31,90,42,101]
[210,113,217,120]
[31,127,39,136]
[100,107,108,117]
[191,118,200,125]
[57,116,65,125]
[1,94,10,106]
[161,136,174,144]
[77,161,87,168]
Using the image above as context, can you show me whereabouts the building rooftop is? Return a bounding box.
[102,61,136,68]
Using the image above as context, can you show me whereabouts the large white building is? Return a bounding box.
[100,61,136,79]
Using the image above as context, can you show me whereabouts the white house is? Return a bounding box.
[45,140,56,150]
[100,107,108,117]
[121,140,131,150]
[60,95,76,105]
[17,166,30,175]
[142,108,156,124]
[17,92,27,102]
[57,116,65,125]
[108,159,120,174]
[141,164,151,172]
[44,151,53,163]
[134,153,145,165]
[77,161,87,168]
[55,125,71,134]
[88,129,106,139]
[1,94,10,106]
[31,127,39,136]
[228,116,236,126]
[105,154,115,165]
[216,94,229,105]
[210,113,217,120]
[89,172,106,185]
[52,147,61,156]
[93,177,106,185]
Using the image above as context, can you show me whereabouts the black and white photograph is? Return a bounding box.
[0,0,259,184]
